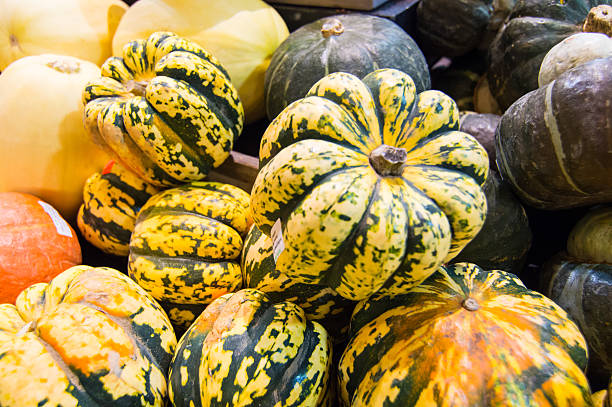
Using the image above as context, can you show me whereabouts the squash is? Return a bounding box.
[0,265,177,406]
[0,54,109,219]
[496,57,612,209]
[264,14,431,121]
[0,193,81,304]
[459,111,501,169]
[77,160,160,257]
[339,262,592,406]
[168,289,332,407]
[0,0,127,70]
[83,31,244,188]
[251,69,489,301]
[128,181,251,329]
[111,0,289,123]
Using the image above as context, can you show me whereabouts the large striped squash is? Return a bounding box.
[128,182,251,329]
[83,31,244,188]
[0,265,177,406]
[339,263,592,406]
[168,289,332,407]
[251,69,489,301]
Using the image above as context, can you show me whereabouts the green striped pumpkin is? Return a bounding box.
[340,263,591,406]
[83,31,244,188]
[128,181,251,329]
[77,160,160,256]
[251,69,489,301]
[168,289,332,407]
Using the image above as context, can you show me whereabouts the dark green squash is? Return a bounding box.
[459,111,501,169]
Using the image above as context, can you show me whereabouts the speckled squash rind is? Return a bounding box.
[83,31,244,187]
[339,262,591,407]
[168,289,332,407]
[0,265,177,406]
[251,69,489,301]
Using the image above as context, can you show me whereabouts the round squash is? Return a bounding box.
[168,288,332,407]
[0,193,81,304]
[251,69,489,301]
[339,262,591,406]
[264,14,431,121]
[77,160,160,257]
[459,111,501,169]
[111,0,289,123]
[0,54,109,219]
[0,265,177,406]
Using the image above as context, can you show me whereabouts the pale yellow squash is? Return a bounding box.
[112,0,289,123]
[0,0,127,70]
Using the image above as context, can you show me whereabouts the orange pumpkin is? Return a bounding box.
[0,192,81,304]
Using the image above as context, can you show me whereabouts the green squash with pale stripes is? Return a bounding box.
[128,181,251,329]
[251,69,490,301]
[83,31,244,188]
[77,160,160,256]
[168,289,332,407]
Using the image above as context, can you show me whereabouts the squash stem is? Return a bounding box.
[369,144,407,176]
[125,80,149,98]
[462,297,480,311]
[583,5,612,36]
[321,18,345,38]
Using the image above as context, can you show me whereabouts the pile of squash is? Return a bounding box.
[0,0,610,405]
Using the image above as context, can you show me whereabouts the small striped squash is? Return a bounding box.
[168,288,332,407]
[83,31,244,188]
[77,160,160,256]
[339,263,592,406]
[251,69,489,301]
[0,265,177,406]
[128,181,251,329]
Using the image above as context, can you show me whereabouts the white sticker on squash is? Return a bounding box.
[270,218,285,262]
[38,200,72,238]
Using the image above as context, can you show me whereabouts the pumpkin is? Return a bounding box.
[168,289,332,407]
[458,111,501,169]
[0,0,127,70]
[251,69,489,301]
[496,57,612,210]
[339,262,592,406]
[0,193,81,304]
[0,54,109,219]
[0,265,177,406]
[487,0,612,110]
[264,14,431,121]
[77,160,160,257]
[241,223,355,341]
[82,31,244,188]
[111,0,289,123]
[128,181,251,329]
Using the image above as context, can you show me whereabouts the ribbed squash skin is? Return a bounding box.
[128,181,251,328]
[0,265,176,406]
[241,224,355,341]
[168,289,332,407]
[339,263,591,407]
[251,69,489,301]
[77,160,159,256]
[83,31,244,187]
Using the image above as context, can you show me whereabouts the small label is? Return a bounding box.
[270,218,285,262]
[38,201,72,238]
[101,160,116,175]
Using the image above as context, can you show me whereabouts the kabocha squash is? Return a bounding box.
[264,14,431,121]
[0,265,177,406]
[458,111,501,169]
[128,181,251,329]
[0,193,81,304]
[241,224,355,341]
[168,289,332,407]
[83,31,244,188]
[251,69,489,301]
[340,262,592,406]
[496,57,612,209]
[78,160,160,257]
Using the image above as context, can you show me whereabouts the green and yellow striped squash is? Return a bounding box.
[82,31,244,188]
[0,265,177,406]
[77,160,160,256]
[251,68,489,301]
[128,181,251,329]
[168,288,332,407]
[241,223,355,341]
[339,262,591,407]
